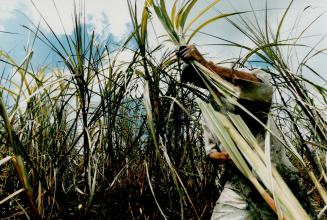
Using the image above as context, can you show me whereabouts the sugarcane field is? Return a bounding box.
[0,0,327,219]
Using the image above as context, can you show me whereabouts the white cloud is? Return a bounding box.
[15,0,132,38]
[0,0,20,30]
[1,0,327,83]
[0,0,19,20]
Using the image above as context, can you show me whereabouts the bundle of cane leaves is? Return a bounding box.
[191,57,313,219]
[198,100,310,219]
[221,0,327,208]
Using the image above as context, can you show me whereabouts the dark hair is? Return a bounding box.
[181,64,206,88]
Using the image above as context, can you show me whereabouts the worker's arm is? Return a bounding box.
[179,45,261,83]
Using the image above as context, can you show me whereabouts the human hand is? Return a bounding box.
[177,45,206,64]
[208,151,231,162]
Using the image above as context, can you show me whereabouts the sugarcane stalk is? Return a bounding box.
[12,155,41,219]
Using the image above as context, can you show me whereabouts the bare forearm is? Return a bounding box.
[202,60,261,83]
[179,45,262,85]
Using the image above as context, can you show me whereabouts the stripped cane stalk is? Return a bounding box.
[199,100,311,219]
[222,113,309,219]
[229,113,327,206]
[198,101,285,218]
[195,59,327,210]
[249,176,279,216]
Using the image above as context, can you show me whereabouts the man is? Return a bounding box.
[177,45,311,219]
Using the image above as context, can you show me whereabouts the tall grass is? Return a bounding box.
[0,0,326,219]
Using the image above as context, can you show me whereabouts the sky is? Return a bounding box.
[0,0,133,68]
[0,0,326,84]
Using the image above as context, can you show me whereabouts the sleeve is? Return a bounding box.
[251,69,271,84]
[235,69,273,104]
[201,113,219,155]
[181,63,206,88]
